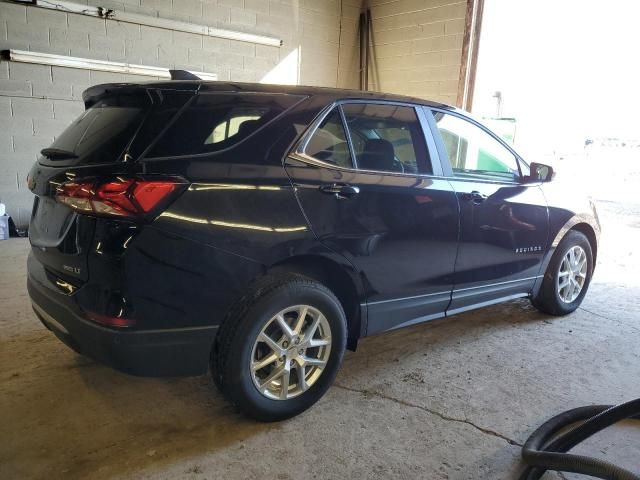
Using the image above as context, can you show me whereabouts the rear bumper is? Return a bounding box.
[27,274,217,377]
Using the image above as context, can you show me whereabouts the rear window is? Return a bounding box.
[41,93,151,166]
[146,93,304,158]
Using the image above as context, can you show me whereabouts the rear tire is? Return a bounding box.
[532,230,593,316]
[211,273,347,421]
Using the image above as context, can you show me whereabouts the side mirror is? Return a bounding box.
[528,162,554,182]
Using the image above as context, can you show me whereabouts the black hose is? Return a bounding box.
[520,398,640,480]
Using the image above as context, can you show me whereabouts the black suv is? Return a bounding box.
[27,81,600,420]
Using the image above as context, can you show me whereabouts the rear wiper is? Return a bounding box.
[40,148,78,160]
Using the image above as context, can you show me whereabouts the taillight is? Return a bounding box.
[55,178,180,218]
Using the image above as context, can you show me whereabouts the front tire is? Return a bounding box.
[211,273,347,421]
[532,230,593,316]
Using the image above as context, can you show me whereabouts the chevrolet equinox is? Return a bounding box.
[27,80,600,420]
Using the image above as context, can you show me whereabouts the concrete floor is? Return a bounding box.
[1,198,639,480]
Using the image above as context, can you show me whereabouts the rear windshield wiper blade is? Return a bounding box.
[40,148,78,160]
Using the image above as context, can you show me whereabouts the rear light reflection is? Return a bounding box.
[85,311,135,328]
[55,178,179,219]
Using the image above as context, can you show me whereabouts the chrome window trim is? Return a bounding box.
[437,173,534,187]
[292,99,448,180]
[287,152,452,181]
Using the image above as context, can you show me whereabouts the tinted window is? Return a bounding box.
[147,93,303,158]
[42,93,151,166]
[304,109,353,168]
[342,103,429,174]
[127,91,193,160]
[432,111,520,181]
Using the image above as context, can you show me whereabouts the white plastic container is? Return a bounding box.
[0,215,9,240]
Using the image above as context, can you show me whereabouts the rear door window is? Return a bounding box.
[341,103,430,174]
[303,108,354,168]
[146,93,304,158]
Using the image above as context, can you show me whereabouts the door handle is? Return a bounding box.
[462,190,487,204]
[319,183,360,199]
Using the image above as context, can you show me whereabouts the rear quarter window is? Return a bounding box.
[40,93,151,166]
[146,93,305,158]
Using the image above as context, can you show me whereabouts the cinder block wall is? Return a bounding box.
[0,0,361,228]
[367,0,466,104]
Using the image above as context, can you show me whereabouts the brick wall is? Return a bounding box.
[0,0,361,228]
[367,0,467,104]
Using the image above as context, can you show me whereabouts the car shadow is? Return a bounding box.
[0,328,278,479]
[0,298,537,479]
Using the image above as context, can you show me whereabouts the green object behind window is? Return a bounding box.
[477,149,510,173]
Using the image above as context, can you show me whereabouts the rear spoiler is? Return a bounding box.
[81,71,209,107]
[82,81,201,108]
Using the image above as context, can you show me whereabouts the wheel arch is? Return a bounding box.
[267,254,365,351]
[533,215,600,298]
[570,222,598,265]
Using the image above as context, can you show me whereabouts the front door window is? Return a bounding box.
[432,111,521,182]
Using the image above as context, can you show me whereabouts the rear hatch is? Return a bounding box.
[28,85,193,286]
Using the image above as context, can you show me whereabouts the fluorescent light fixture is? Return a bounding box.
[21,0,282,47]
[4,49,218,81]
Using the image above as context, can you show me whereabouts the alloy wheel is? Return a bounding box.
[557,245,588,303]
[250,305,332,400]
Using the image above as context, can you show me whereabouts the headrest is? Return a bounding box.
[237,119,260,137]
[359,139,395,171]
